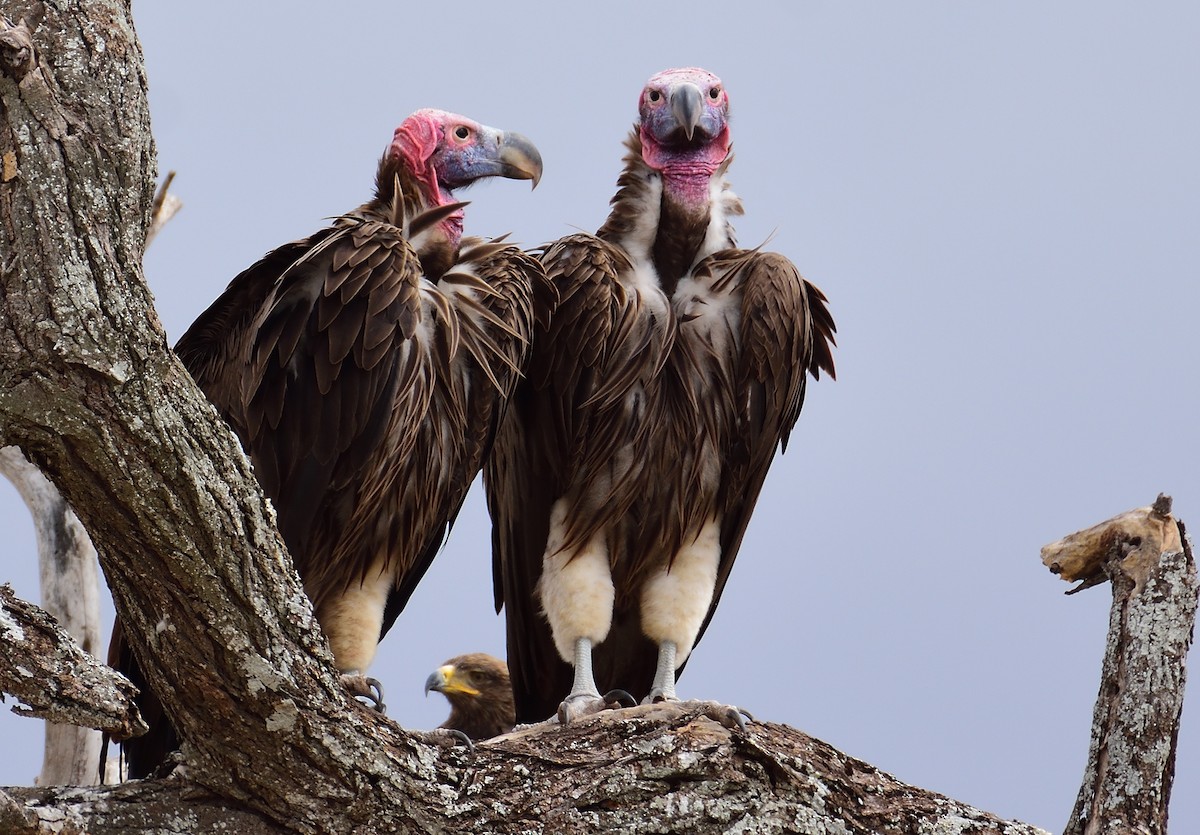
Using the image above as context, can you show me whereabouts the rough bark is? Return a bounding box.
[1043,497,1197,835]
[1,702,1050,835]
[0,583,143,740]
[0,446,106,784]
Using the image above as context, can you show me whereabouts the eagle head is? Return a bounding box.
[637,67,731,189]
[424,653,515,741]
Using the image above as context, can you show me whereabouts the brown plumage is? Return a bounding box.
[108,110,549,778]
[486,69,835,724]
[424,653,515,740]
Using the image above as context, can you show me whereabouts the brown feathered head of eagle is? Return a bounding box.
[424,653,515,741]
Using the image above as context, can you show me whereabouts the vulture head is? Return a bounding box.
[637,67,731,204]
[424,653,515,741]
[376,109,542,262]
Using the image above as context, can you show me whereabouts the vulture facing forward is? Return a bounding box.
[110,110,548,777]
[486,69,836,724]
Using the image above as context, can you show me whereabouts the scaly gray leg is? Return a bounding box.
[644,639,679,704]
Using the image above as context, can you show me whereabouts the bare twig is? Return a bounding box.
[145,171,181,248]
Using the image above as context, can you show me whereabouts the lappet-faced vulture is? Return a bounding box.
[485,69,836,723]
[108,109,549,777]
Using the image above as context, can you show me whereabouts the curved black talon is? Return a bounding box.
[726,706,748,734]
[419,728,475,751]
[602,689,637,709]
[445,729,474,751]
[365,678,386,713]
[341,673,387,712]
[706,703,749,734]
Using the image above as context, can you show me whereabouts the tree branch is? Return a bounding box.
[0,584,144,739]
[0,778,285,835]
[0,445,107,784]
[1,702,1050,834]
[1042,496,1197,835]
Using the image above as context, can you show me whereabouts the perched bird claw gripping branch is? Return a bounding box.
[485,68,836,726]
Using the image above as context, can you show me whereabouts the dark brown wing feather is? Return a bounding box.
[383,239,552,637]
[689,249,836,658]
[487,233,672,722]
[200,218,428,609]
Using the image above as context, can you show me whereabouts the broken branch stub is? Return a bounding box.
[0,17,36,82]
[1040,493,1181,594]
[0,584,147,740]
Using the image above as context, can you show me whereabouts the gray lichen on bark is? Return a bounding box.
[0,583,144,739]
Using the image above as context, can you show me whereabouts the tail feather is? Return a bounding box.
[102,618,179,780]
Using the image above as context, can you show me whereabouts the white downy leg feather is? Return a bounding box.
[640,516,721,666]
[318,556,394,674]
[538,499,615,664]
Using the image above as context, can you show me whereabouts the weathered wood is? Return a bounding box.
[0,584,145,739]
[0,446,106,785]
[1043,497,1197,835]
[2,702,1050,835]
[0,778,285,835]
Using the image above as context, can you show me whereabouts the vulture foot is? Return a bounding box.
[642,688,680,706]
[557,689,637,724]
[557,693,608,724]
[341,672,386,712]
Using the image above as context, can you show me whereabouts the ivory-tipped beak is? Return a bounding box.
[498,131,543,189]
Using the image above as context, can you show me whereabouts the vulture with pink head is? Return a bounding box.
[486,68,836,724]
[109,109,548,777]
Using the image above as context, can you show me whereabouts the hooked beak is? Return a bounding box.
[670,83,704,141]
[497,131,543,189]
[424,664,480,697]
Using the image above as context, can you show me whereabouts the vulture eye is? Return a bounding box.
[708,86,721,100]
[647,89,662,103]
[453,125,471,141]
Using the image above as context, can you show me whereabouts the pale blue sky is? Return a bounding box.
[2,3,1197,830]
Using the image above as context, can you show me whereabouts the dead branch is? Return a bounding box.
[1043,496,1197,835]
[145,171,181,248]
[0,446,106,784]
[0,584,145,740]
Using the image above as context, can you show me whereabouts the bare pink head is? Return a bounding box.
[387,109,542,244]
[637,68,731,205]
